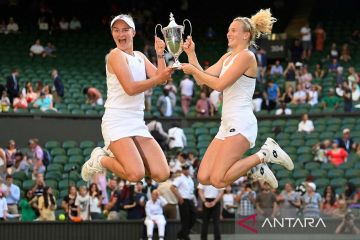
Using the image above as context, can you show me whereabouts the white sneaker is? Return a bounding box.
[81,147,107,181]
[259,137,294,171]
[248,163,278,189]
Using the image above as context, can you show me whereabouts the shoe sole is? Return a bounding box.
[266,137,294,171]
[250,163,278,189]
[81,147,103,181]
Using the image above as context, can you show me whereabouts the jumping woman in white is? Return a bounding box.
[181,9,294,189]
[81,14,173,183]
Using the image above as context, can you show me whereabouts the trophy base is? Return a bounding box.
[171,61,182,69]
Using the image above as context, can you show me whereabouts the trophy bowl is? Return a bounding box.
[155,13,192,68]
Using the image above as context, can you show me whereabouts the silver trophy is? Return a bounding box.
[155,13,192,68]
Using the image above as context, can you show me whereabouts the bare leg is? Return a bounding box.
[101,138,145,182]
[133,136,170,182]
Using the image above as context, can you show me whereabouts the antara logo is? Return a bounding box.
[262,218,327,228]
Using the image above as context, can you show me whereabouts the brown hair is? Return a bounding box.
[233,8,276,47]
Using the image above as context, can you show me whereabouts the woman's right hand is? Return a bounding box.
[182,36,195,55]
[156,67,174,85]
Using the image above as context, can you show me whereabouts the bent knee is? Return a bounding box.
[210,175,227,188]
[152,171,170,183]
[126,171,145,182]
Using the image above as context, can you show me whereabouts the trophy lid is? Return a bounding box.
[163,12,183,30]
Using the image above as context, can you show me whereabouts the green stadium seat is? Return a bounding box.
[45,171,62,180]
[12,171,28,181]
[304,162,320,170]
[76,180,88,188]
[79,140,95,149]
[58,179,75,190]
[314,178,330,188]
[67,147,83,156]
[276,169,292,179]
[22,180,35,191]
[345,169,360,179]
[328,169,344,178]
[47,163,63,172]
[83,148,93,156]
[330,178,347,188]
[349,178,360,187]
[51,148,66,156]
[195,128,209,135]
[45,179,58,189]
[62,140,78,149]
[197,135,212,142]
[69,155,84,165]
[310,169,327,178]
[293,169,309,179]
[278,178,295,189]
[321,163,335,170]
[45,140,61,149]
[64,163,80,172]
[52,155,68,165]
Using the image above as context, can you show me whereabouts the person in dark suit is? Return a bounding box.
[6,68,20,104]
[51,69,64,102]
[336,128,356,153]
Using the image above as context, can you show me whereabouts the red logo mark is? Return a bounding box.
[237,214,258,233]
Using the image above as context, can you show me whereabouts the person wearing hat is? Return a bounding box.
[336,128,356,153]
[81,14,174,185]
[301,182,322,218]
[171,163,196,240]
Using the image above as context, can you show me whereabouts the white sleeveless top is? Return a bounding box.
[220,53,256,115]
[104,50,146,110]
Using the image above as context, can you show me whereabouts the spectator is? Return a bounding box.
[143,176,158,201]
[328,42,339,60]
[29,39,46,58]
[0,91,10,112]
[275,101,292,116]
[33,92,54,112]
[196,91,213,117]
[32,173,45,197]
[283,62,297,91]
[179,75,194,115]
[321,185,338,217]
[13,152,31,176]
[59,17,69,31]
[171,163,196,240]
[313,23,326,52]
[157,172,178,220]
[23,82,38,103]
[313,63,326,79]
[75,185,90,220]
[300,23,312,60]
[144,189,167,240]
[18,190,37,221]
[147,118,168,149]
[236,182,256,217]
[28,138,45,175]
[308,85,320,106]
[132,181,147,219]
[168,124,187,150]
[277,183,300,218]
[198,183,223,240]
[51,69,64,102]
[38,16,49,31]
[336,128,356,153]
[0,19,6,34]
[255,48,267,81]
[13,92,28,111]
[0,149,5,177]
[256,182,277,218]
[164,78,177,108]
[62,185,78,220]
[35,80,44,96]
[298,66,313,89]
[0,189,8,220]
[326,140,348,167]
[252,89,263,112]
[328,58,340,73]
[301,182,321,218]
[341,82,353,112]
[188,151,200,175]
[264,80,280,111]
[292,84,307,104]
[343,183,358,206]
[6,68,20,104]
[270,60,283,77]
[4,140,17,173]
[351,83,360,102]
[89,183,103,220]
[83,87,104,106]
[1,174,20,216]
[144,88,153,112]
[69,17,82,31]
[340,43,351,62]
[335,211,360,234]
[322,88,340,110]
[6,17,19,34]
[281,86,294,104]
[298,113,315,133]
[157,88,173,117]
[347,67,359,89]
[104,178,122,220]
[38,186,56,221]
[143,42,156,64]
[44,42,56,58]
[349,30,359,44]
[222,185,237,219]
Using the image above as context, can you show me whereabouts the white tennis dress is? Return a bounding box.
[215,53,258,148]
[101,49,152,149]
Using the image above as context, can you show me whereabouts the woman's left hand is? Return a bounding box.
[155,36,166,55]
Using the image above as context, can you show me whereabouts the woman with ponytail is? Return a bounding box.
[38,186,56,221]
[181,9,294,189]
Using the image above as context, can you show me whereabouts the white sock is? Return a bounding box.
[256,149,269,163]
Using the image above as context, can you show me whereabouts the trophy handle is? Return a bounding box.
[154,24,163,38]
[183,19,192,36]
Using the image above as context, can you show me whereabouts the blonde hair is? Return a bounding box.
[234,8,277,47]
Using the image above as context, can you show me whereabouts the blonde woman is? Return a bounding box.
[181,9,293,189]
